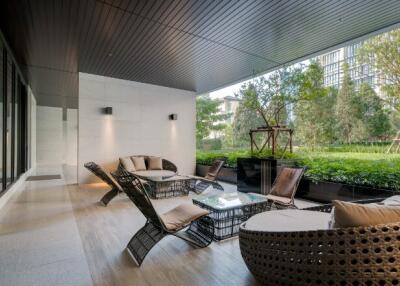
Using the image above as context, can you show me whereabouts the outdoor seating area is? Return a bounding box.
[0,1,400,286]
[82,156,400,284]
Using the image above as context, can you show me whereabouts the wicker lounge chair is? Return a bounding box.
[111,168,214,266]
[190,158,225,194]
[265,167,305,209]
[239,198,399,285]
[84,162,122,206]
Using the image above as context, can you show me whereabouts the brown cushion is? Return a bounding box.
[160,203,209,231]
[120,157,136,172]
[147,157,163,170]
[131,156,146,171]
[332,200,400,228]
[269,168,303,198]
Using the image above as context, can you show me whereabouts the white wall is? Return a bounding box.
[29,87,36,169]
[36,106,63,166]
[78,73,196,184]
[63,109,78,166]
[36,106,78,168]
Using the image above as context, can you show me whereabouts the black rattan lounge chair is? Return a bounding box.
[190,158,225,194]
[84,162,122,206]
[111,168,214,266]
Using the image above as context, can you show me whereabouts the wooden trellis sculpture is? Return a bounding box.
[387,131,400,153]
[249,126,293,157]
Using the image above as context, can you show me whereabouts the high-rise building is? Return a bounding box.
[315,42,383,95]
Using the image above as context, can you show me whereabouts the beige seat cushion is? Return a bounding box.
[148,156,162,170]
[131,156,146,171]
[266,194,292,205]
[332,200,400,228]
[244,210,330,232]
[381,195,400,206]
[120,157,136,172]
[160,203,209,231]
[133,170,175,178]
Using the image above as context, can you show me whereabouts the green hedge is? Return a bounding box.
[196,149,400,191]
[196,150,297,168]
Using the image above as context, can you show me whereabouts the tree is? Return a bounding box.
[222,123,235,149]
[335,63,366,143]
[196,95,229,145]
[239,66,305,127]
[232,100,265,147]
[358,83,392,140]
[294,62,336,146]
[357,29,400,110]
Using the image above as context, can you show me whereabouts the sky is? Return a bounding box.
[209,80,250,99]
[209,60,309,100]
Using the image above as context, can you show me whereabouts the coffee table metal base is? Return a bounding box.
[193,192,272,240]
[146,178,193,199]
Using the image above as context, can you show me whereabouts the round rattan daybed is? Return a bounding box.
[239,207,400,286]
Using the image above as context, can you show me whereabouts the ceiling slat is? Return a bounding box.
[0,0,399,107]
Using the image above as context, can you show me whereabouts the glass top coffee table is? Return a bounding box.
[192,191,271,240]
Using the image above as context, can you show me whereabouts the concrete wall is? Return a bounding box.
[78,73,196,184]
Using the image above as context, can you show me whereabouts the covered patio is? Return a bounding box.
[0,1,399,285]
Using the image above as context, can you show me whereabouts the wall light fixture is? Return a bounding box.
[102,107,113,115]
[169,113,178,120]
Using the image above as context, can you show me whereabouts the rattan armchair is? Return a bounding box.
[111,168,214,266]
[190,158,225,194]
[239,198,399,285]
[84,162,122,206]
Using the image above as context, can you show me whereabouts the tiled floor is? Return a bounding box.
[0,166,317,286]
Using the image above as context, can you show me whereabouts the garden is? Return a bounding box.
[196,29,400,196]
[196,144,400,191]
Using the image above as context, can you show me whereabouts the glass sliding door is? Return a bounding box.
[5,57,12,187]
[0,43,3,192]
[0,37,29,195]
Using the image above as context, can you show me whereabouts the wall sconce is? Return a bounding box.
[169,113,178,120]
[102,107,113,115]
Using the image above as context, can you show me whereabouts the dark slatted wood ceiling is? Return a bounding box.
[1,0,400,108]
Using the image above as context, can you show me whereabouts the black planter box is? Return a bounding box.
[237,158,277,194]
[196,160,395,203]
[296,179,394,204]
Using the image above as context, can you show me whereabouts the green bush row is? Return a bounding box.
[196,149,400,191]
[196,149,297,168]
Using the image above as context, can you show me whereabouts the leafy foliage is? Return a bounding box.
[358,83,392,139]
[298,152,400,191]
[238,66,305,127]
[294,62,336,146]
[196,95,229,144]
[357,29,400,111]
[335,63,367,143]
[196,149,297,168]
[196,146,400,191]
